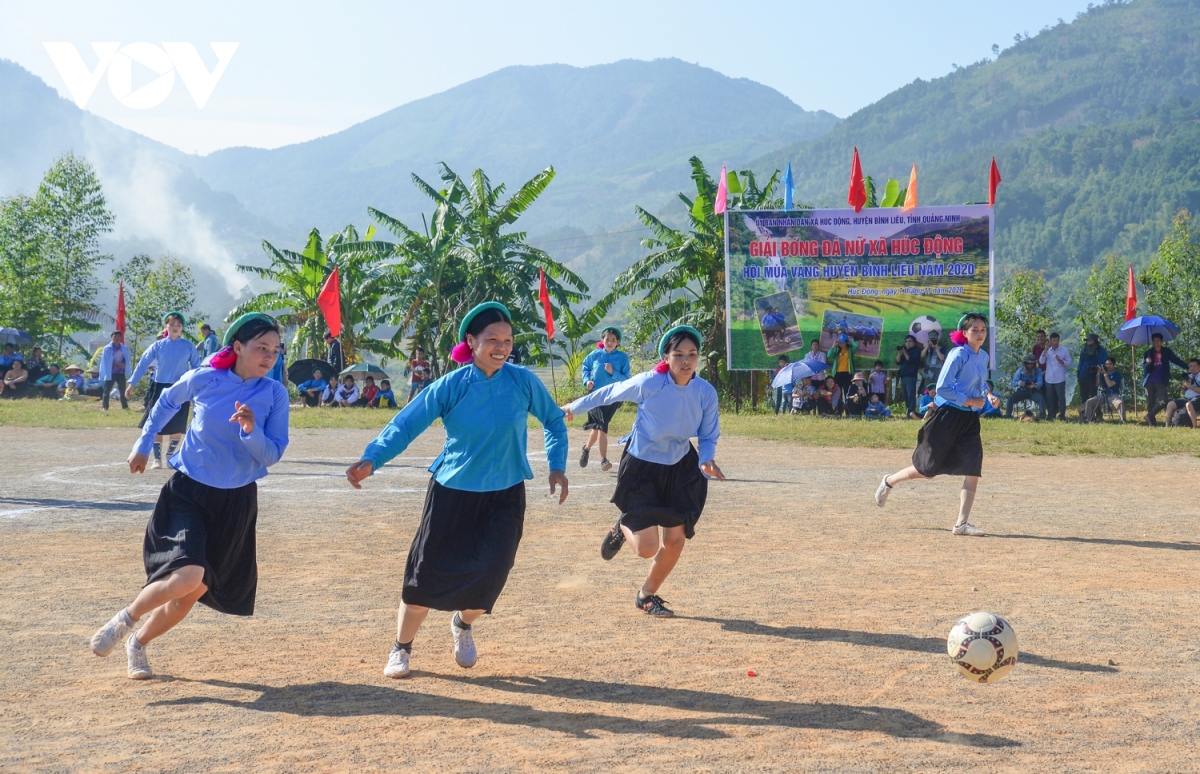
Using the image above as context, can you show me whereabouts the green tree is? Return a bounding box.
[995,269,1058,378]
[323,224,395,364]
[112,254,197,355]
[0,194,53,343]
[615,157,781,387]
[1070,254,1128,353]
[1140,209,1200,358]
[35,153,114,358]
[233,229,331,360]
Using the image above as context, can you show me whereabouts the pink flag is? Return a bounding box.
[714,166,728,215]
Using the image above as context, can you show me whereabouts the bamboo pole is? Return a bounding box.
[546,334,559,404]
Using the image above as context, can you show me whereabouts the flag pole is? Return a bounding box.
[546,333,558,404]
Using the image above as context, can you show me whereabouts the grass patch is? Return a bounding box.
[3,399,1197,458]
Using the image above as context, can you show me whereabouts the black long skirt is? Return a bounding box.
[583,401,621,433]
[403,479,526,613]
[611,444,708,539]
[143,472,258,616]
[139,381,191,436]
[912,405,983,478]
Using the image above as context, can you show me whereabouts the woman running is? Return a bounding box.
[562,325,723,618]
[344,302,569,679]
[127,312,201,468]
[874,313,999,536]
[578,326,631,471]
[90,314,289,678]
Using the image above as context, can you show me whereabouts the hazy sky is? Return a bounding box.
[0,0,1096,155]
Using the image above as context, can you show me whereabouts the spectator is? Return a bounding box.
[1031,330,1048,372]
[197,323,221,359]
[61,364,86,397]
[790,377,816,414]
[34,363,65,398]
[827,333,857,394]
[920,330,947,387]
[981,380,1004,418]
[1141,332,1188,427]
[772,355,792,415]
[845,372,869,417]
[1038,332,1072,421]
[325,331,344,377]
[98,331,132,411]
[917,383,937,418]
[816,375,843,416]
[802,339,827,368]
[24,346,48,383]
[321,375,340,407]
[407,346,430,402]
[865,393,892,419]
[297,368,326,407]
[0,343,18,369]
[868,360,887,402]
[371,379,398,408]
[266,342,287,385]
[332,375,359,407]
[1076,333,1108,404]
[1,357,30,398]
[1084,356,1126,423]
[1163,359,1200,429]
[895,334,922,418]
[359,375,379,407]
[1005,356,1046,419]
[83,367,104,398]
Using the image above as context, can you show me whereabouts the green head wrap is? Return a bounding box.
[222,313,278,346]
[658,325,703,358]
[458,302,513,342]
[162,311,188,327]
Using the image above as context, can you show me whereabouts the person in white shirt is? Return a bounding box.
[332,375,359,407]
[1164,359,1200,429]
[1038,332,1073,421]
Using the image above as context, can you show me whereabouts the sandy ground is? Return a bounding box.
[2,425,1200,772]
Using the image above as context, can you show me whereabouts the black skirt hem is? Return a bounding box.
[912,405,984,478]
[583,401,621,432]
[139,381,191,435]
[611,445,708,539]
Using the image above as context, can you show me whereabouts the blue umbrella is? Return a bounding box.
[0,327,32,345]
[771,359,828,388]
[1116,315,1179,347]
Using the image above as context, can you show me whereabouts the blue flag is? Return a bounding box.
[783,162,794,210]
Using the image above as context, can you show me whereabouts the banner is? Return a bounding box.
[725,205,994,371]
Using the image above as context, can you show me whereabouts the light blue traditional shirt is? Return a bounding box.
[197,332,222,358]
[568,369,720,466]
[267,352,285,384]
[360,363,568,492]
[98,342,132,382]
[582,348,631,392]
[935,345,992,412]
[134,367,290,489]
[130,337,201,385]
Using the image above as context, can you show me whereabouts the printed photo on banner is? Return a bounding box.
[725,205,994,371]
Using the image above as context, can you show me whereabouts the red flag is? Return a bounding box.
[116,282,126,336]
[847,147,866,213]
[538,269,555,339]
[989,157,1002,206]
[1125,263,1138,321]
[714,166,728,215]
[317,267,342,337]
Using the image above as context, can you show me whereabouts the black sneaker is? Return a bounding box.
[579,446,590,468]
[636,593,674,618]
[600,516,625,560]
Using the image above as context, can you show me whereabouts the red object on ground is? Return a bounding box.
[989,157,1002,206]
[747,670,757,677]
[1125,263,1138,321]
[116,282,126,336]
[847,148,866,213]
[317,267,342,337]
[538,268,556,340]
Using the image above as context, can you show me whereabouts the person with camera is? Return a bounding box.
[1141,332,1188,426]
[920,330,947,387]
[1038,332,1072,421]
[1076,333,1108,404]
[1083,357,1125,423]
[1005,356,1045,419]
[895,334,922,418]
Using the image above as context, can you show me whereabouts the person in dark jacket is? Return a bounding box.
[325,331,344,378]
[1142,333,1188,426]
[895,334,922,418]
[1076,333,1108,404]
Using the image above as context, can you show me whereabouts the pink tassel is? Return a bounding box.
[949,330,967,346]
[596,341,605,349]
[653,360,670,374]
[209,346,237,370]
[451,341,474,364]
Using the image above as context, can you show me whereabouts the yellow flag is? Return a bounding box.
[902,164,918,211]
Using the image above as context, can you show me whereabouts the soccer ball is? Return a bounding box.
[947,612,1019,683]
[909,315,942,345]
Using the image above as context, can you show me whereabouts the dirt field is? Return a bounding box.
[2,425,1199,772]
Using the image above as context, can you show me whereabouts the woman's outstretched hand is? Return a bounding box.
[549,470,569,504]
[700,461,725,481]
[230,401,256,433]
[128,452,148,474]
[560,405,575,422]
[345,460,374,489]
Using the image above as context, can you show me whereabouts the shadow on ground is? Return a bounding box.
[686,617,1117,673]
[152,675,1017,747]
[0,497,153,513]
[990,532,1200,552]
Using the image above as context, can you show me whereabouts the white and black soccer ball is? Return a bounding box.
[947,611,1019,683]
[909,315,942,345]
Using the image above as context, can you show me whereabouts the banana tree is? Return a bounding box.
[232,228,329,358]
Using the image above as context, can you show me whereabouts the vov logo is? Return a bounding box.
[42,42,239,110]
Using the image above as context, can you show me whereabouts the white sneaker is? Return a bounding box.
[451,617,477,668]
[91,610,132,657]
[951,522,986,537]
[126,635,153,679]
[875,476,891,507]
[150,456,163,470]
[383,648,410,679]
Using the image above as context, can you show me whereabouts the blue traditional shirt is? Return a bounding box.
[134,367,290,489]
[360,363,568,492]
[129,337,201,385]
[267,352,285,384]
[297,378,325,392]
[581,348,631,392]
[934,345,991,412]
[568,369,720,466]
[197,332,222,359]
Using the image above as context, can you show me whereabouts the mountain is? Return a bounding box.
[754,0,1200,309]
